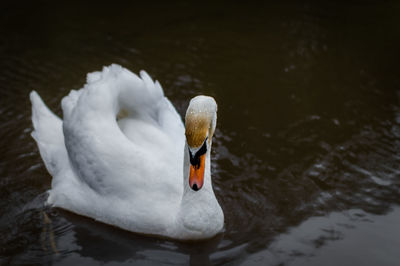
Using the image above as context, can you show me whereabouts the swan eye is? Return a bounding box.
[189,138,208,169]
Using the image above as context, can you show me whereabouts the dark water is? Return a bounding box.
[1,1,400,265]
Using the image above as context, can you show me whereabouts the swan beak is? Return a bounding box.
[189,154,206,191]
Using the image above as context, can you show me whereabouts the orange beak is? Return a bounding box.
[189,154,206,191]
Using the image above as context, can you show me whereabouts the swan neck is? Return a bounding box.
[182,142,214,195]
[175,141,223,238]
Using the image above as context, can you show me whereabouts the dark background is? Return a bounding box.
[1,1,400,265]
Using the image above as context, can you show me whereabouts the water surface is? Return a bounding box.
[1,1,400,265]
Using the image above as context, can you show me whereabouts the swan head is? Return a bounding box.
[185,96,217,192]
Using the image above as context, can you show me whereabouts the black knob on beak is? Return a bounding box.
[191,184,199,191]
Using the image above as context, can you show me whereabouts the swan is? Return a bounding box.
[30,64,224,240]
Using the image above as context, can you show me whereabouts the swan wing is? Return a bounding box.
[61,65,184,198]
[31,65,186,234]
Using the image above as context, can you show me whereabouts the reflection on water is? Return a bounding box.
[243,208,400,266]
[1,1,400,265]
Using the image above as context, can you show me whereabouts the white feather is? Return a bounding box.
[30,65,224,240]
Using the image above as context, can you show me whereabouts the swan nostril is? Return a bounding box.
[191,184,199,191]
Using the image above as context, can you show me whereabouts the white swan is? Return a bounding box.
[30,64,224,240]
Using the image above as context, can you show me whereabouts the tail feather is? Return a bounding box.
[30,91,68,177]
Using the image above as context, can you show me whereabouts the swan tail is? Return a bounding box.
[30,91,68,177]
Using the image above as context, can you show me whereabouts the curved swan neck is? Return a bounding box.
[173,95,223,239]
[175,141,223,239]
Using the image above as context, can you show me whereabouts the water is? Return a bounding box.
[1,1,400,265]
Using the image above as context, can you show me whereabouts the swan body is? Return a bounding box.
[30,64,224,240]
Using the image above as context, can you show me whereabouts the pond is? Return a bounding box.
[1,1,400,265]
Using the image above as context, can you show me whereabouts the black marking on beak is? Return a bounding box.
[188,137,208,169]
